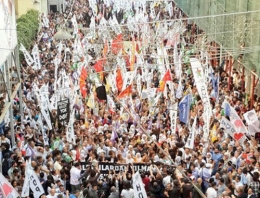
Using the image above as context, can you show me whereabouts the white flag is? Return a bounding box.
[122,71,134,91]
[185,116,197,149]
[40,97,52,130]
[66,109,75,144]
[0,172,20,198]
[243,109,258,125]
[20,43,34,66]
[133,171,147,198]
[32,44,41,70]
[28,169,45,198]
[71,15,79,35]
[21,160,31,197]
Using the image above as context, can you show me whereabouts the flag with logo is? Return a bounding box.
[220,117,246,142]
[229,106,248,134]
[158,69,172,92]
[178,94,191,124]
[0,172,19,198]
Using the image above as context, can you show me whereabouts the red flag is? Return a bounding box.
[157,69,172,92]
[94,59,104,73]
[116,69,123,92]
[118,85,132,99]
[111,34,123,54]
[80,67,88,98]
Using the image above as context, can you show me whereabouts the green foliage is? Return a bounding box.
[17,9,39,54]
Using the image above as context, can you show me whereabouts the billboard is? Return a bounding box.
[0,0,17,66]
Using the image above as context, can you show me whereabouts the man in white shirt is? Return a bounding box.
[70,162,81,193]
[206,182,217,198]
[232,175,244,196]
[47,188,58,198]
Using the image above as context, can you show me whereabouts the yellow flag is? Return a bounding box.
[87,92,95,109]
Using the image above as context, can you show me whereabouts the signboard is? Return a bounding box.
[57,99,70,124]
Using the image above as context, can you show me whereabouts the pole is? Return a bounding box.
[228,56,234,90]
[14,46,24,124]
[241,66,245,91]
[5,56,15,147]
[250,71,256,109]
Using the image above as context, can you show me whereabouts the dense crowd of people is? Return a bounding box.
[0,0,259,198]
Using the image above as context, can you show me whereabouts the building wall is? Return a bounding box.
[174,0,260,76]
[15,0,48,17]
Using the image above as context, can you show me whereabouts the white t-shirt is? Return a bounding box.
[70,166,81,185]
[206,187,217,198]
[121,189,134,198]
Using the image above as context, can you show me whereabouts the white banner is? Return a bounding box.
[20,44,34,66]
[170,103,178,134]
[32,44,41,70]
[21,160,30,197]
[185,116,197,149]
[133,171,147,198]
[190,58,211,140]
[66,109,75,144]
[28,169,45,198]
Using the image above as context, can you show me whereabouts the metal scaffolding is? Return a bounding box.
[0,46,23,147]
[174,0,260,76]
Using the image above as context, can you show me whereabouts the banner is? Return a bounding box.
[169,103,178,134]
[80,162,175,173]
[0,172,19,198]
[31,44,41,70]
[190,58,211,109]
[20,44,34,66]
[185,116,197,149]
[57,99,70,124]
[28,169,45,198]
[133,171,147,198]
[190,58,211,139]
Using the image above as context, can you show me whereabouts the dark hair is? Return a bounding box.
[123,181,131,190]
